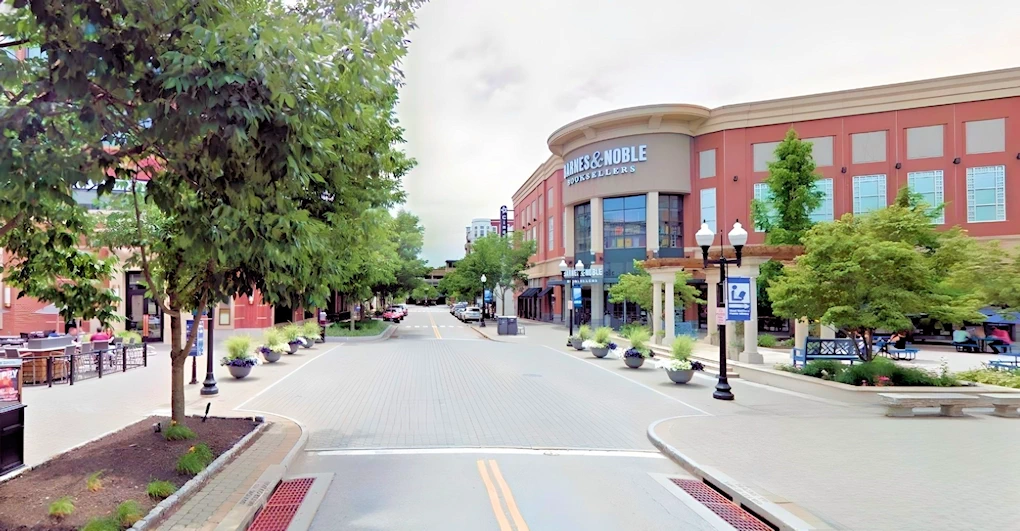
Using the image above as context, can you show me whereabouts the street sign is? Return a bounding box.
[572,286,582,309]
[499,205,508,236]
[186,319,205,357]
[484,289,492,303]
[715,307,726,323]
[726,277,752,322]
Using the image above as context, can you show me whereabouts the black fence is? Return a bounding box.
[22,343,149,388]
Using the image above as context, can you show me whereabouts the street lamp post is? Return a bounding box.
[559,259,585,338]
[696,220,748,401]
[479,274,487,327]
[201,309,218,396]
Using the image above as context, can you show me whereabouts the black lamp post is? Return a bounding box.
[479,274,487,327]
[696,220,748,401]
[559,259,585,337]
[201,308,219,396]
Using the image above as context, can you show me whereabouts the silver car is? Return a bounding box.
[461,307,482,322]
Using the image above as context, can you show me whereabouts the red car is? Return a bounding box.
[382,309,402,323]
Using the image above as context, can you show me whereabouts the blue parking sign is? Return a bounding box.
[187,319,205,356]
[572,286,582,309]
[726,277,752,321]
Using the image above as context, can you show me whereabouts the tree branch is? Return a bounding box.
[0,39,29,49]
[130,178,174,316]
[0,213,25,239]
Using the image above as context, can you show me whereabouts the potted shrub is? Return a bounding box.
[623,327,651,368]
[588,326,614,358]
[221,336,258,379]
[301,321,322,347]
[260,329,287,363]
[571,325,592,351]
[281,324,302,354]
[656,336,705,384]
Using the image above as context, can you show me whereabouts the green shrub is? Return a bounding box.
[774,364,800,373]
[757,334,778,348]
[263,328,286,347]
[801,360,848,379]
[147,480,177,499]
[776,338,795,348]
[86,471,103,492]
[48,496,74,519]
[671,336,695,360]
[619,323,649,340]
[176,443,214,475]
[835,358,897,386]
[626,327,652,354]
[114,330,143,344]
[955,368,1020,388]
[224,336,252,359]
[301,321,322,339]
[577,325,593,341]
[281,324,302,343]
[82,517,119,531]
[116,500,144,527]
[164,422,197,441]
[593,326,612,346]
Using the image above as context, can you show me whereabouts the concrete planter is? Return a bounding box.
[299,337,313,349]
[570,338,584,350]
[287,341,300,354]
[228,365,252,379]
[666,369,695,384]
[624,356,645,369]
[261,349,281,364]
[591,347,609,358]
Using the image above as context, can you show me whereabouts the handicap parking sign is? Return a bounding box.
[726,277,751,322]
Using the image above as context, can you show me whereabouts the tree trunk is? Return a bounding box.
[169,312,186,424]
[350,299,356,331]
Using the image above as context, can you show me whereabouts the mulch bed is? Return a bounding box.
[0,416,260,530]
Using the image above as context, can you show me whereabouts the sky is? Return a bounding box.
[396,0,1020,265]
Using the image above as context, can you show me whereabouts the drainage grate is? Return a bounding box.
[671,479,775,531]
[247,478,316,531]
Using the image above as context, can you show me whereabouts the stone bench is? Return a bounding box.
[980,393,1020,418]
[878,393,981,417]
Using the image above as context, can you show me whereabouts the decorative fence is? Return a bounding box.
[21,343,149,388]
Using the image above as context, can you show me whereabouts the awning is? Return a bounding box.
[537,286,554,298]
[519,288,541,298]
[980,307,1020,325]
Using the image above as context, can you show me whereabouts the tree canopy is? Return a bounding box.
[608,260,702,314]
[439,233,535,305]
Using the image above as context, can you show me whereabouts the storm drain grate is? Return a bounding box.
[670,479,775,531]
[247,478,316,531]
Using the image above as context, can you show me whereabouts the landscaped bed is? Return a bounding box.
[326,319,388,337]
[777,357,958,387]
[0,416,259,530]
[955,368,1020,389]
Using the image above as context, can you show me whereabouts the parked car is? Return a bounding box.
[396,304,408,315]
[382,308,402,323]
[451,302,467,316]
[461,307,482,322]
[455,306,468,320]
[391,306,407,318]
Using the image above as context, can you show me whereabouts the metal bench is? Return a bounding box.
[791,338,861,367]
[980,394,1020,418]
[884,348,919,361]
[878,393,981,417]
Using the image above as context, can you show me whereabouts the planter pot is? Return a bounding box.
[624,356,645,369]
[228,365,252,379]
[288,341,300,354]
[666,369,695,384]
[262,349,281,363]
[591,347,609,358]
[299,337,313,349]
[570,338,584,350]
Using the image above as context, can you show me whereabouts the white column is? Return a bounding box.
[591,283,604,327]
[563,208,574,257]
[795,318,810,351]
[726,315,738,360]
[652,280,662,339]
[590,197,603,255]
[706,269,719,345]
[665,281,676,343]
[646,192,659,255]
[821,324,837,340]
[740,274,763,364]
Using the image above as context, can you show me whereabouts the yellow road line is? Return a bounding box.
[488,460,530,531]
[476,460,513,531]
[428,311,442,339]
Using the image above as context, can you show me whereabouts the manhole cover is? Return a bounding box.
[670,479,775,531]
[247,478,315,531]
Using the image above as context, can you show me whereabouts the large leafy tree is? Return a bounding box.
[443,233,535,307]
[374,210,430,302]
[4,0,420,422]
[608,260,702,318]
[769,188,985,359]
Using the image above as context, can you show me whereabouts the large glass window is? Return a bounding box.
[658,194,683,248]
[700,188,717,232]
[574,203,591,254]
[603,195,646,249]
[548,216,555,251]
[752,183,776,232]
[810,179,834,223]
[967,165,1006,222]
[907,170,945,224]
[853,174,886,215]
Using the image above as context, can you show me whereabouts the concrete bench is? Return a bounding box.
[878,393,981,417]
[980,394,1020,418]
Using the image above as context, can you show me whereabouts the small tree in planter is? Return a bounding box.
[655,336,705,383]
[623,328,652,368]
[571,325,593,350]
[587,327,614,358]
[221,336,258,379]
[281,325,303,354]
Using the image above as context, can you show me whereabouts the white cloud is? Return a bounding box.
[397,0,1020,264]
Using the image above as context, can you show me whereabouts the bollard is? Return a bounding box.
[143,343,148,367]
[69,354,75,385]
[46,356,53,388]
[122,346,128,372]
[98,350,104,378]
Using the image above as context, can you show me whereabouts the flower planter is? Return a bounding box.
[570,338,584,350]
[591,347,609,358]
[666,369,695,384]
[262,349,281,363]
[624,356,645,369]
[288,341,300,354]
[299,337,313,349]
[228,365,252,379]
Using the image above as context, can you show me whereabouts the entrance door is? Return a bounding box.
[125,272,163,342]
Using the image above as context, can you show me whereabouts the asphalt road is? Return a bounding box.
[242,306,726,531]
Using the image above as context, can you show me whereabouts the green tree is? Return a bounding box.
[374,210,430,302]
[768,192,984,359]
[411,284,438,304]
[608,260,702,318]
[443,233,536,308]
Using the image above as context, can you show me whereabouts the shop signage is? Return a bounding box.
[563,266,604,284]
[499,205,508,236]
[564,144,648,186]
[726,277,752,322]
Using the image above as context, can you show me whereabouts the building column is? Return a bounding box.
[563,210,574,258]
[740,273,763,364]
[652,280,663,339]
[795,318,810,351]
[706,269,719,345]
[590,197,603,256]
[646,192,659,255]
[820,324,837,340]
[665,281,676,343]
[591,283,605,328]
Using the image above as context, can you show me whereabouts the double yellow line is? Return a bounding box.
[427,311,442,339]
[476,459,529,531]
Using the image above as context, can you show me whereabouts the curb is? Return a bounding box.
[132,416,269,530]
[323,323,395,343]
[647,417,832,531]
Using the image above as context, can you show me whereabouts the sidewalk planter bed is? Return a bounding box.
[222,336,258,379]
[655,336,705,384]
[258,345,286,364]
[624,351,646,368]
[587,327,614,358]
[300,321,322,349]
[569,337,584,350]
[260,329,288,363]
[281,325,303,354]
[666,368,696,384]
[622,327,652,369]
[591,346,610,358]
[777,358,958,388]
[325,319,388,338]
[227,364,253,379]
[571,325,593,351]
[0,416,258,530]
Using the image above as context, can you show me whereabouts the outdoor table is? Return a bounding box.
[15,347,70,385]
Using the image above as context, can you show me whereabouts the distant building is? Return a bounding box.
[465,215,513,253]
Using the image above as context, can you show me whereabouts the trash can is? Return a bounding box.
[497,316,518,336]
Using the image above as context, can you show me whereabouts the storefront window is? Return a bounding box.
[658,194,683,249]
[603,195,646,249]
[574,203,591,254]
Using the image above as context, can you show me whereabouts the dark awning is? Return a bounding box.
[519,288,541,298]
[537,286,554,298]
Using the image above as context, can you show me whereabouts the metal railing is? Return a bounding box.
[22,343,149,388]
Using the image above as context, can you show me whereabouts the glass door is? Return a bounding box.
[125,272,163,342]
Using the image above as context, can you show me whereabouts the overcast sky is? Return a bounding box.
[396,0,1020,265]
